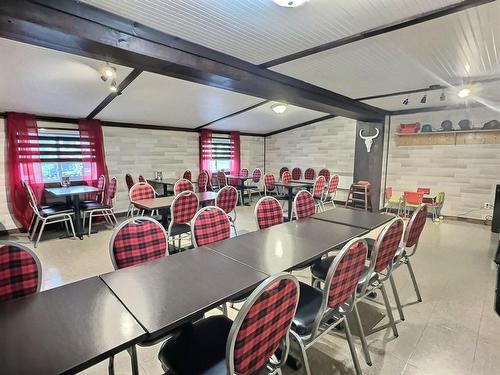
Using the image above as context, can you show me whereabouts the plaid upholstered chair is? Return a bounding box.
[254,196,284,229]
[82,177,119,236]
[292,167,302,180]
[80,174,105,206]
[279,167,289,180]
[125,174,135,217]
[293,190,316,220]
[323,175,340,208]
[138,175,146,182]
[216,186,239,235]
[191,206,231,247]
[158,273,300,375]
[197,171,209,193]
[129,182,156,216]
[264,173,277,196]
[248,168,262,200]
[216,171,227,190]
[182,170,192,181]
[239,168,249,177]
[174,178,195,195]
[318,168,330,182]
[281,170,292,184]
[168,191,199,252]
[312,176,326,212]
[289,238,368,375]
[304,168,315,180]
[0,241,42,303]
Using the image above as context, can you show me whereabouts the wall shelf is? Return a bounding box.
[395,129,500,146]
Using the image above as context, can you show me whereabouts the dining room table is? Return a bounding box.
[312,206,394,230]
[274,180,314,221]
[45,185,101,239]
[147,178,197,196]
[225,175,251,206]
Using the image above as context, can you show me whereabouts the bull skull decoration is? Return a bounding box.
[359,128,379,153]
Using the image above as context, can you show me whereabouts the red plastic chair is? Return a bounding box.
[254,196,284,229]
[293,190,316,219]
[174,178,194,195]
[403,191,424,217]
[191,206,231,247]
[417,187,430,195]
[304,168,315,180]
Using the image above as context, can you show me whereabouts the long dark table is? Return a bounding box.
[312,207,394,230]
[205,219,367,275]
[0,277,146,375]
[100,247,268,341]
[274,181,313,221]
[147,178,198,196]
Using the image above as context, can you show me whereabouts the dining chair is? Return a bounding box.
[168,191,199,252]
[292,167,302,180]
[289,238,368,375]
[217,171,227,190]
[279,166,289,180]
[417,187,431,195]
[293,190,316,220]
[264,173,278,196]
[427,191,444,221]
[22,180,75,248]
[82,176,119,236]
[182,170,192,181]
[323,175,339,208]
[384,186,402,215]
[281,170,292,184]
[125,174,135,216]
[80,174,105,206]
[129,182,156,216]
[247,168,262,202]
[318,168,330,182]
[239,168,249,177]
[0,240,42,303]
[174,178,194,195]
[191,206,231,247]
[138,175,146,182]
[216,186,239,235]
[158,273,300,375]
[197,170,208,193]
[304,168,315,180]
[312,175,326,212]
[254,196,284,229]
[403,191,424,217]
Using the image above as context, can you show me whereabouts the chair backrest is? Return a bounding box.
[129,182,155,202]
[254,196,284,229]
[216,186,238,214]
[197,171,208,193]
[318,168,330,182]
[217,171,227,187]
[125,173,134,191]
[96,174,106,203]
[252,168,262,183]
[105,177,118,206]
[304,168,315,180]
[436,191,445,206]
[170,191,199,226]
[404,191,424,205]
[281,170,292,184]
[0,241,42,302]
[109,217,168,269]
[404,204,428,248]
[291,167,301,180]
[385,186,393,201]
[264,173,276,192]
[191,206,231,247]
[174,178,194,195]
[226,273,299,375]
[240,168,249,177]
[21,180,39,215]
[279,167,289,179]
[371,218,405,274]
[293,190,316,219]
[417,187,431,195]
[312,176,326,198]
[328,175,340,194]
[182,170,192,181]
[138,175,146,182]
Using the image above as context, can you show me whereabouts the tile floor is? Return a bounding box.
[2,202,499,375]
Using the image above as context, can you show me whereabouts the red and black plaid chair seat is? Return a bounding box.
[304,168,315,180]
[183,170,192,181]
[110,217,168,269]
[174,178,194,195]
[197,171,208,193]
[0,242,41,302]
[191,206,231,247]
[255,196,284,229]
[293,190,316,219]
[292,167,302,180]
[318,168,330,182]
[158,274,299,375]
[405,204,428,248]
[216,186,238,215]
[130,182,155,203]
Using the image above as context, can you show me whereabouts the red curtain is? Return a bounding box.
[6,113,44,230]
[78,119,109,192]
[230,131,241,176]
[199,129,212,173]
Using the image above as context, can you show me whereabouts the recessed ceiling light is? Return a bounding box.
[271,103,288,114]
[273,0,309,8]
[458,88,471,98]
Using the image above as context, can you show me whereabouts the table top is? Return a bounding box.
[226,175,250,180]
[291,179,315,185]
[206,220,366,274]
[45,185,100,196]
[274,181,313,189]
[147,178,197,185]
[0,277,146,375]
[100,247,268,339]
[134,191,217,210]
[312,207,394,230]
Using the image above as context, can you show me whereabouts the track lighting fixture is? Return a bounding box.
[420,94,427,104]
[402,98,409,105]
[440,91,446,101]
[101,64,116,82]
[110,80,118,92]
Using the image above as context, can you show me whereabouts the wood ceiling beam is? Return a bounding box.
[264,115,336,137]
[0,0,386,122]
[196,100,269,130]
[260,0,495,68]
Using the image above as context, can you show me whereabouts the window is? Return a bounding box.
[207,137,231,172]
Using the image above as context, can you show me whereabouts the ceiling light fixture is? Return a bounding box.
[440,91,446,101]
[110,80,118,92]
[272,0,309,7]
[101,64,116,82]
[458,88,471,98]
[271,103,288,114]
[402,98,409,105]
[420,94,427,104]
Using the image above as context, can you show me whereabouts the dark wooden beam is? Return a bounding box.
[0,0,386,122]
[390,102,485,116]
[265,115,336,137]
[196,100,269,130]
[87,68,142,119]
[260,0,494,68]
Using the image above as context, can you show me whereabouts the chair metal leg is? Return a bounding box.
[127,345,139,375]
[30,216,40,240]
[381,284,398,337]
[63,220,70,235]
[290,331,311,375]
[88,212,93,237]
[389,274,405,321]
[28,214,36,236]
[34,220,47,248]
[108,355,115,375]
[68,216,76,238]
[406,259,422,302]
[222,303,228,316]
[353,303,372,366]
[344,317,363,375]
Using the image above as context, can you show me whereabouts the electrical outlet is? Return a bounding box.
[483,202,491,209]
